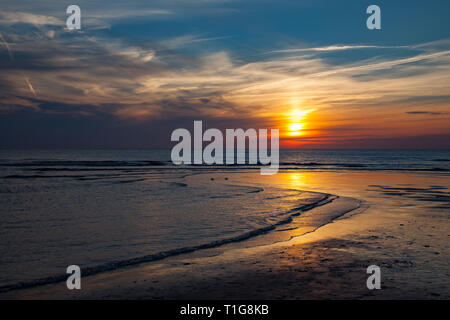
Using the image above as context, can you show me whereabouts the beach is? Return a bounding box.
[1,167,448,299]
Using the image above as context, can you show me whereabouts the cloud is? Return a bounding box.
[0,32,14,60]
[116,47,155,63]
[311,51,450,77]
[24,76,36,97]
[406,111,448,115]
[85,9,173,19]
[0,6,173,32]
[159,35,230,49]
[0,10,61,26]
[268,45,408,54]
[2,35,449,119]
[45,30,55,38]
[80,8,174,30]
[0,19,449,146]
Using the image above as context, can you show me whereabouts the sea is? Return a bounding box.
[0,149,449,290]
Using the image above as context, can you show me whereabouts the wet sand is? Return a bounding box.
[1,171,449,299]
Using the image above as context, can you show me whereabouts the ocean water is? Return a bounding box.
[1,149,449,171]
[0,149,449,289]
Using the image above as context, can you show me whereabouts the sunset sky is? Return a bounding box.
[0,0,449,148]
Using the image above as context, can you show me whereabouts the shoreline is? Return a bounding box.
[0,193,367,299]
[0,185,359,294]
[1,170,449,299]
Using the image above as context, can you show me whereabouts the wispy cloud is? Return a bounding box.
[85,9,173,19]
[406,111,448,115]
[312,50,450,77]
[0,10,61,26]
[2,34,449,118]
[0,32,13,60]
[268,44,408,54]
[24,76,36,97]
[159,35,230,50]
[0,14,449,142]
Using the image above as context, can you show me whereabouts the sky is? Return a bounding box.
[0,0,449,149]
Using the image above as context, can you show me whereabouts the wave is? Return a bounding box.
[0,160,168,167]
[2,159,448,173]
[0,193,351,293]
[2,173,122,179]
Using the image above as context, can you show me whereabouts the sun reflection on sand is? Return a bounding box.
[287,172,308,189]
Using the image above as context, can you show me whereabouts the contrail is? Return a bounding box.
[25,77,37,97]
[0,32,14,61]
[0,32,38,97]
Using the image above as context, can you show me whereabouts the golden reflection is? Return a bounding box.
[287,172,308,189]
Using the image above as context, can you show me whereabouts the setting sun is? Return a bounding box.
[288,123,304,136]
[286,109,314,136]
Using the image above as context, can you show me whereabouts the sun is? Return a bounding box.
[286,109,313,136]
[288,123,304,136]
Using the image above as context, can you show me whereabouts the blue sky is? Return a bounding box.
[0,0,449,148]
